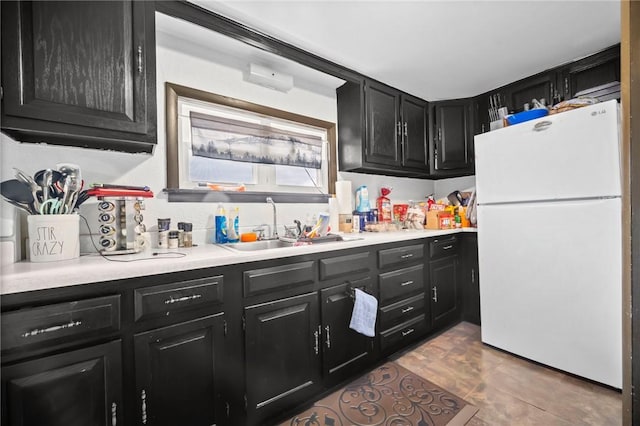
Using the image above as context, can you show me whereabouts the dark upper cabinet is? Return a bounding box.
[431,99,474,177]
[134,314,226,426]
[1,0,157,153]
[560,45,620,100]
[337,80,429,177]
[502,70,560,113]
[365,81,402,167]
[2,340,122,426]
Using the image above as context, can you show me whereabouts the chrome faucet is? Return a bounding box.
[266,197,278,239]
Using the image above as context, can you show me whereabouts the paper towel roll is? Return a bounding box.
[335,180,353,214]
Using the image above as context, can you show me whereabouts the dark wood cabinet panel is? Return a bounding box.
[401,94,429,170]
[243,261,315,297]
[244,292,321,425]
[1,0,156,153]
[134,313,225,426]
[561,45,620,100]
[430,256,459,328]
[503,71,559,113]
[320,278,375,386]
[2,340,122,426]
[365,80,401,167]
[337,80,429,177]
[461,234,480,325]
[432,99,474,176]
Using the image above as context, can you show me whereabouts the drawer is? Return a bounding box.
[1,295,120,351]
[379,314,427,352]
[134,276,223,322]
[319,251,371,280]
[379,293,425,330]
[378,244,424,269]
[430,236,458,259]
[379,264,424,304]
[243,261,315,297]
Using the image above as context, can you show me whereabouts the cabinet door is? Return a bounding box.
[561,45,620,100]
[401,94,428,171]
[365,81,401,167]
[244,292,321,425]
[1,1,156,152]
[320,278,374,386]
[503,71,559,113]
[134,314,225,426]
[2,340,122,426]
[461,234,480,325]
[430,256,459,328]
[433,100,473,173]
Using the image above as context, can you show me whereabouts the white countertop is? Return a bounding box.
[1,228,476,295]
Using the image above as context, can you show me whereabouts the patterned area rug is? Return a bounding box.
[280,361,478,426]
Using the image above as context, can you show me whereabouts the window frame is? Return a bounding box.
[165,82,337,203]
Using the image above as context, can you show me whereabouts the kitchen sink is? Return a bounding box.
[224,239,296,251]
[222,235,363,252]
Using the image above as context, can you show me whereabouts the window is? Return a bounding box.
[165,83,337,202]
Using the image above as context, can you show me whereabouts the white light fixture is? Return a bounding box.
[245,63,294,92]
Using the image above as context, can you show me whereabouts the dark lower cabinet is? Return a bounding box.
[244,292,321,425]
[1,340,122,426]
[320,278,375,386]
[134,313,226,426]
[461,234,480,325]
[430,256,459,329]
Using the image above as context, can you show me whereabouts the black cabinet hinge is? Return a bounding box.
[242,315,246,332]
[244,394,248,411]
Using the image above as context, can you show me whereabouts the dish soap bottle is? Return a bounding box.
[215,203,228,244]
[228,207,240,243]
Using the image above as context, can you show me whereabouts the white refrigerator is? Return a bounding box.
[474,99,622,389]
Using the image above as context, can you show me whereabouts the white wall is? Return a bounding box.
[0,13,474,260]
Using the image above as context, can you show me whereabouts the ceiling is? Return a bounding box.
[188,0,621,101]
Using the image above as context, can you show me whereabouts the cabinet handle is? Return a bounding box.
[400,253,414,259]
[314,327,320,355]
[432,286,438,303]
[141,389,147,424]
[438,128,442,141]
[401,306,414,314]
[564,77,569,95]
[325,325,331,348]
[471,269,475,283]
[164,294,202,304]
[402,328,415,337]
[396,121,402,136]
[400,280,414,287]
[403,122,408,137]
[137,46,143,73]
[21,320,82,338]
[442,245,453,250]
[112,402,117,426]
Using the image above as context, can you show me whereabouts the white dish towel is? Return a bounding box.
[349,288,378,337]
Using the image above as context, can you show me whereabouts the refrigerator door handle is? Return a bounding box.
[532,121,553,132]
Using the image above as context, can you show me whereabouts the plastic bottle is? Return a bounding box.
[215,203,228,244]
[228,207,240,243]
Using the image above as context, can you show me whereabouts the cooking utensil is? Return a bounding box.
[0,179,37,214]
[14,167,41,210]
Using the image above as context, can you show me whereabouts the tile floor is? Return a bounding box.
[392,322,622,425]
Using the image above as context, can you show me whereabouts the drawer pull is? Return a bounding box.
[112,402,117,426]
[141,389,147,424]
[21,320,82,338]
[164,294,202,305]
[442,245,453,250]
[401,306,415,314]
[400,253,414,259]
[402,328,415,337]
[400,280,414,287]
[432,286,438,303]
[325,325,331,349]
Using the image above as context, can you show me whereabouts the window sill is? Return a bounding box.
[164,189,331,204]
